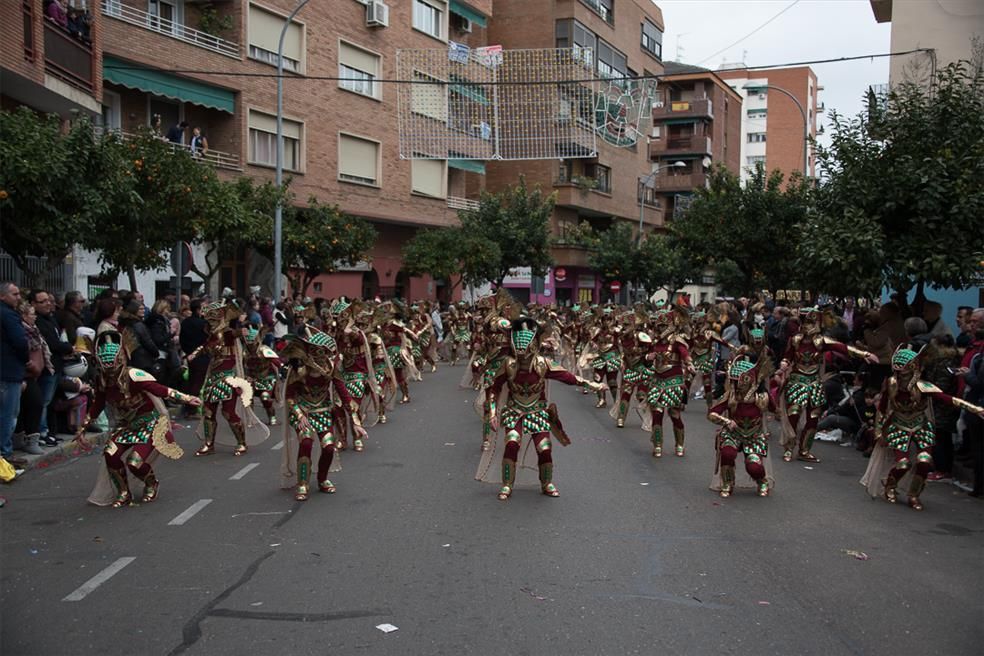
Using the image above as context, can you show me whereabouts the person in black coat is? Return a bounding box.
[119,301,159,374]
[180,299,210,417]
[29,290,73,445]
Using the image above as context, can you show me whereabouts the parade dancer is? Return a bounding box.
[474,291,513,451]
[861,346,984,510]
[190,299,268,457]
[478,315,604,500]
[332,299,379,452]
[243,326,282,426]
[281,326,367,501]
[79,330,200,507]
[707,358,776,498]
[410,302,439,373]
[380,301,421,405]
[588,308,621,408]
[645,306,695,457]
[689,310,731,406]
[612,309,652,428]
[775,307,877,463]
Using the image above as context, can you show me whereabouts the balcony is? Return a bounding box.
[101,0,240,58]
[652,98,713,121]
[652,170,706,193]
[649,134,712,157]
[447,196,480,212]
[95,128,241,171]
[43,20,95,93]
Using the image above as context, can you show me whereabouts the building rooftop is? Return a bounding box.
[662,61,713,76]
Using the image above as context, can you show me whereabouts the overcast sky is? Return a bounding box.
[655,0,892,139]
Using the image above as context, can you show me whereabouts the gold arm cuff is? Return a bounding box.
[953,397,984,415]
[707,412,729,426]
[846,346,872,360]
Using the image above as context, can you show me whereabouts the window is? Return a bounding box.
[338,42,380,99]
[413,0,444,40]
[747,109,767,118]
[249,3,304,73]
[411,70,448,122]
[747,132,767,143]
[746,156,766,167]
[338,134,380,186]
[641,20,662,59]
[411,159,447,198]
[581,0,613,25]
[556,19,596,68]
[596,39,628,81]
[248,110,303,171]
[587,163,611,193]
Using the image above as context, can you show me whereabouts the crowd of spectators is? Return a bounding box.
[43,0,92,44]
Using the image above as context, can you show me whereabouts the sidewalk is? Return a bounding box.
[3,432,108,477]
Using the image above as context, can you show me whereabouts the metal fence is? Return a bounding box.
[0,251,67,295]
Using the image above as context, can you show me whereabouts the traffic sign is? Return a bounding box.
[610,281,621,293]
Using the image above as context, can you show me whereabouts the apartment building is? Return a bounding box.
[483,0,667,305]
[648,61,741,221]
[870,0,982,86]
[716,66,820,183]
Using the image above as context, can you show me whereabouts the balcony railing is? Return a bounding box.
[43,20,95,93]
[96,127,242,171]
[101,0,240,58]
[652,171,706,192]
[649,134,712,157]
[652,97,713,121]
[447,196,480,211]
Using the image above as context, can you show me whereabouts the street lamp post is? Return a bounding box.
[273,0,309,304]
[744,82,810,177]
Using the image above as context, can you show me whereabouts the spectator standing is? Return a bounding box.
[17,302,50,455]
[179,300,209,418]
[0,283,28,465]
[147,299,180,385]
[30,290,73,446]
[955,306,974,348]
[165,121,189,145]
[93,298,121,336]
[45,0,68,28]
[118,301,158,373]
[963,339,984,497]
[189,127,209,159]
[923,336,961,483]
[57,291,85,344]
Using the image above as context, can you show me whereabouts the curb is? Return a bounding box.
[6,433,109,475]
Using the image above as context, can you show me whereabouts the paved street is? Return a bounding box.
[2,366,982,656]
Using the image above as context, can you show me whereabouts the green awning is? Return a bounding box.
[661,117,699,125]
[450,1,488,27]
[449,159,486,174]
[103,56,235,113]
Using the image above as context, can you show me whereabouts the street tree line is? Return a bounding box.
[0,111,374,294]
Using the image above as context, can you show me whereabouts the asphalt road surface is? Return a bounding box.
[2,366,982,656]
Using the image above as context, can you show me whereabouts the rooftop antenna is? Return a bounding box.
[675,33,688,62]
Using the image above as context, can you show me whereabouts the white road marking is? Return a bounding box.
[229,463,260,480]
[272,440,285,450]
[63,557,136,601]
[168,499,212,526]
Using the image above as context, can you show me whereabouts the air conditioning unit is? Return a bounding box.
[451,13,472,33]
[366,1,389,27]
[758,93,766,100]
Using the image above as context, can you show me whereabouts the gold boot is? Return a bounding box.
[595,388,607,408]
[295,456,311,501]
[757,479,770,497]
[908,475,926,511]
[498,458,516,500]
[539,463,559,497]
[231,422,247,456]
[884,475,898,504]
[651,426,663,458]
[616,400,628,428]
[719,465,735,498]
[140,473,160,503]
[673,425,686,457]
[107,465,132,508]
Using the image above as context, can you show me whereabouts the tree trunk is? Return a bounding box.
[127,264,138,292]
[911,278,926,317]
